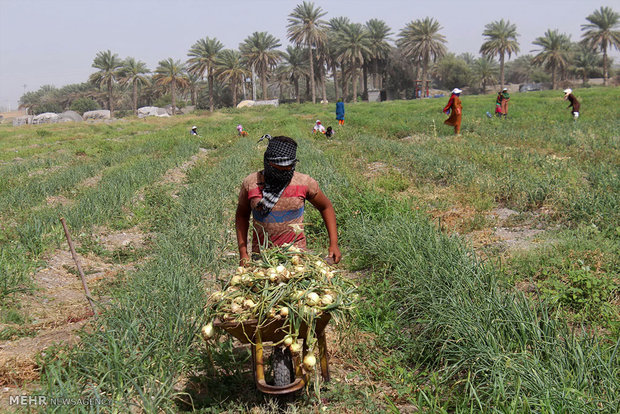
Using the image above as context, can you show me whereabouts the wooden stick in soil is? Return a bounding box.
[60,217,98,316]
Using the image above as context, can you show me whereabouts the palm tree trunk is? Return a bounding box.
[352,66,358,103]
[332,66,339,99]
[305,75,311,101]
[362,65,368,97]
[232,79,238,107]
[132,80,138,115]
[261,72,268,100]
[209,69,214,112]
[171,81,176,113]
[108,79,113,115]
[422,59,428,98]
[341,66,347,101]
[309,46,316,104]
[603,47,608,86]
[552,67,557,90]
[500,53,505,88]
[374,59,379,89]
[294,77,300,104]
[321,68,327,103]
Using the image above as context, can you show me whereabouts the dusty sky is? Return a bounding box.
[0,0,618,109]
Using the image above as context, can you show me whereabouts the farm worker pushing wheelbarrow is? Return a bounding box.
[235,135,341,266]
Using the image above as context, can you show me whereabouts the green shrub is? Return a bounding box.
[70,97,100,114]
[33,102,63,115]
[541,260,618,323]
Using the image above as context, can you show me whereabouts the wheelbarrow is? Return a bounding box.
[214,313,331,395]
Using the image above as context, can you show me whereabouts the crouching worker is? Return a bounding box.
[235,135,341,266]
[313,120,326,134]
[563,89,580,121]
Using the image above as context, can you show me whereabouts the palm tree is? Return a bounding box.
[287,1,328,104]
[282,46,307,103]
[397,17,447,96]
[334,23,371,102]
[89,50,123,115]
[572,44,602,85]
[187,37,224,112]
[153,58,188,113]
[120,57,150,115]
[216,49,249,107]
[480,19,520,88]
[186,73,201,106]
[365,19,392,90]
[240,32,283,100]
[273,65,293,100]
[532,29,572,89]
[472,57,499,93]
[327,17,351,99]
[505,55,535,83]
[581,6,620,86]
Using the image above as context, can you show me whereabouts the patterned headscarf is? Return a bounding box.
[256,135,298,213]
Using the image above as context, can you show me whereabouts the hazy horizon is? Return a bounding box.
[1,0,618,111]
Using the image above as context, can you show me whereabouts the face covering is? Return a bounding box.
[257,137,298,213]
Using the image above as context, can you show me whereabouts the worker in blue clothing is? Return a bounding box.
[336,99,345,126]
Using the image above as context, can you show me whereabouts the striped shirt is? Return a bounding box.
[239,171,319,252]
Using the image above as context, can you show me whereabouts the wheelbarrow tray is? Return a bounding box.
[214,312,330,344]
[213,313,331,395]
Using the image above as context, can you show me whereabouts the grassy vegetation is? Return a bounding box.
[0,87,618,412]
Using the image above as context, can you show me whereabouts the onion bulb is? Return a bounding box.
[303,354,316,370]
[230,275,241,286]
[291,255,302,265]
[279,307,289,317]
[315,260,327,269]
[233,296,244,304]
[236,266,245,274]
[253,269,265,278]
[306,292,320,306]
[201,322,214,340]
[243,299,256,308]
[283,335,294,346]
[290,342,302,353]
[321,294,334,305]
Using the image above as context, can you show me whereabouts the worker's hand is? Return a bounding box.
[327,244,341,264]
[239,253,250,267]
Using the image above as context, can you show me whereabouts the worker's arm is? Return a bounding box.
[235,190,252,266]
[308,190,341,264]
[443,96,454,113]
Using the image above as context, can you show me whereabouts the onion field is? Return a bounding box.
[0,87,618,413]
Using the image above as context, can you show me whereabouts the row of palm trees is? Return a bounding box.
[25,3,620,115]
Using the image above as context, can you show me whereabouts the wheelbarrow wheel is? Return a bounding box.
[272,346,294,386]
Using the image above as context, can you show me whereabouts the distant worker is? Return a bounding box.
[237,124,249,136]
[336,99,345,126]
[313,120,326,134]
[190,126,198,136]
[443,88,463,135]
[499,87,510,118]
[495,91,503,117]
[563,89,580,121]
